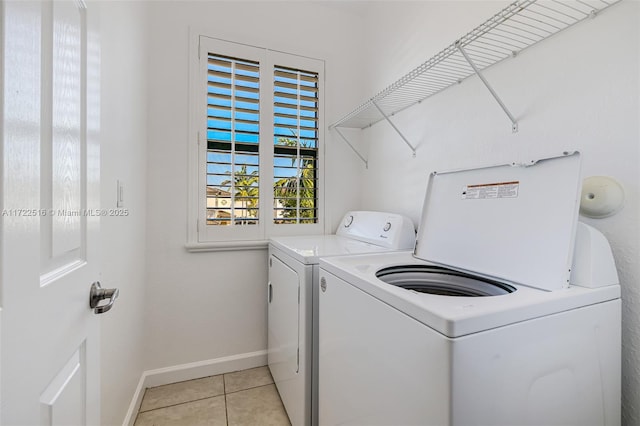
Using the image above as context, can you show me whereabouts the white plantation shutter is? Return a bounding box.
[273,66,319,224]
[192,36,324,245]
[206,54,261,226]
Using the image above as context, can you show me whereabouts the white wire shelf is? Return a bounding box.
[330,0,622,162]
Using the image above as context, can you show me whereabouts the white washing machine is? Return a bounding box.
[268,211,416,426]
[318,152,621,426]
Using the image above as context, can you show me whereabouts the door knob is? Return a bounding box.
[89,281,119,314]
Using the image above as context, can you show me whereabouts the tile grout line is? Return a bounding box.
[135,384,289,426]
[136,383,278,415]
[143,374,222,392]
[138,374,227,414]
[224,381,275,396]
[137,393,226,414]
[223,373,229,426]
[136,368,278,423]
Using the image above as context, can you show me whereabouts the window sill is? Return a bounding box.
[185,240,269,253]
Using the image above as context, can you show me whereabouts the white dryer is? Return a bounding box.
[318,152,621,426]
[268,211,415,426]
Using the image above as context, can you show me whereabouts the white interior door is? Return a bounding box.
[1,1,104,424]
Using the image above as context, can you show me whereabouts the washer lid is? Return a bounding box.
[414,152,582,291]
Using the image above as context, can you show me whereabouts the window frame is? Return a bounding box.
[188,34,325,249]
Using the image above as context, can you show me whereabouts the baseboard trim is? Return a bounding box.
[122,373,147,426]
[122,350,268,425]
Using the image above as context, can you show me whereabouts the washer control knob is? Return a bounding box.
[344,215,354,228]
[383,222,392,232]
[320,277,327,293]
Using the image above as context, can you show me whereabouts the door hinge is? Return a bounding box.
[296,348,300,371]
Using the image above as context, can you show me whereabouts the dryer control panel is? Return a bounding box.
[336,211,415,250]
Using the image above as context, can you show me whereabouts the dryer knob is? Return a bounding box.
[320,277,327,293]
[344,215,354,227]
[383,222,392,232]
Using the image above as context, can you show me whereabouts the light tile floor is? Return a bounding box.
[134,366,291,426]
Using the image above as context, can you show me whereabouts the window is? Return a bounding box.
[190,37,324,245]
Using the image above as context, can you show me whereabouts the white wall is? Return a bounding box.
[99,2,148,424]
[355,1,639,424]
[144,1,365,370]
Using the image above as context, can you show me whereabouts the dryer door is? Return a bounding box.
[268,254,300,385]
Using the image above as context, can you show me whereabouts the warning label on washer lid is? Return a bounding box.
[462,181,519,199]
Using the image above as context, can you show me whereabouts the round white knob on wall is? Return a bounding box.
[580,176,625,218]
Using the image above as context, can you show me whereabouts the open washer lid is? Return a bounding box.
[414,152,582,291]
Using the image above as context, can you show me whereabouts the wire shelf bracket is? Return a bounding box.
[329,0,622,163]
[457,43,519,133]
[372,100,417,157]
[333,126,369,168]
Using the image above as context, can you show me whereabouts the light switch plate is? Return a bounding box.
[117,180,124,208]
